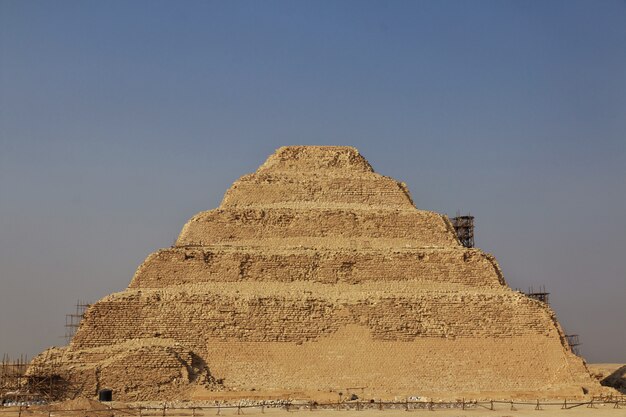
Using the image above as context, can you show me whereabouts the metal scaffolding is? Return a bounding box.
[451,213,475,248]
[565,334,582,356]
[526,285,550,305]
[0,354,67,403]
[0,354,28,401]
[64,300,90,343]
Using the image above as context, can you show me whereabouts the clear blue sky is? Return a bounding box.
[1,0,625,363]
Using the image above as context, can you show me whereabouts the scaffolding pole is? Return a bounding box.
[451,213,475,248]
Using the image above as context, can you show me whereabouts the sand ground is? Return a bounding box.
[588,365,624,381]
[2,403,625,417]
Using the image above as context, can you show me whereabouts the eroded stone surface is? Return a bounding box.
[30,146,598,401]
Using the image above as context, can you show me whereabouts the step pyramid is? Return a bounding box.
[31,146,597,401]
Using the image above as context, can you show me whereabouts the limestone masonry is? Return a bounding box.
[30,146,599,401]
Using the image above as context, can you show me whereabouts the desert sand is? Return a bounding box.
[2,401,625,417]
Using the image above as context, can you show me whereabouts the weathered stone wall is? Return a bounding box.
[222,174,414,209]
[31,146,599,401]
[176,208,458,248]
[28,341,213,401]
[256,146,375,173]
[73,287,561,349]
[129,248,504,288]
[204,326,588,396]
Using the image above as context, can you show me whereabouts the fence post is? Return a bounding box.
[462,398,465,410]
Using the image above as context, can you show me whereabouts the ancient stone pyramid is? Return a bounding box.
[32,146,597,400]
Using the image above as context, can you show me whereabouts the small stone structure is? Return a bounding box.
[30,146,599,400]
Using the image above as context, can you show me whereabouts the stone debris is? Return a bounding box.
[29,146,600,401]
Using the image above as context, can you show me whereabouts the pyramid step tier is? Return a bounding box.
[176,208,459,248]
[130,247,505,288]
[222,172,414,209]
[72,286,561,350]
[256,146,375,174]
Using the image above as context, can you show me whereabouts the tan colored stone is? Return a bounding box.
[30,146,599,401]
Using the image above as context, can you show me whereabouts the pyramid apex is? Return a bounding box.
[258,145,374,173]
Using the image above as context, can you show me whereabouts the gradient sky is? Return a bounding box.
[1,0,625,363]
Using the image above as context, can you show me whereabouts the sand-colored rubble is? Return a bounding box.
[29,146,601,401]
